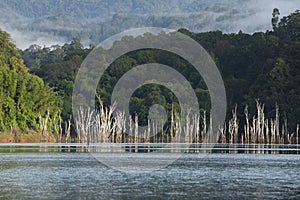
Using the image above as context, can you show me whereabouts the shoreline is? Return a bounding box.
[0,131,56,143]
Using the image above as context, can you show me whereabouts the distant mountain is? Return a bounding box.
[0,0,298,49]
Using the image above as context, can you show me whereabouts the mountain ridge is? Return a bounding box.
[0,0,298,49]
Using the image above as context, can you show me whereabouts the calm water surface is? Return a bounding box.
[0,152,300,199]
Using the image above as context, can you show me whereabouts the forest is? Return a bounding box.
[0,9,299,144]
[0,29,61,141]
[1,0,278,48]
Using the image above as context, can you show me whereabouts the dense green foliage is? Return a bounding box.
[22,10,300,132]
[22,39,91,121]
[0,29,62,132]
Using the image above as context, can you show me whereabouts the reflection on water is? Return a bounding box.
[0,151,300,199]
[1,143,300,153]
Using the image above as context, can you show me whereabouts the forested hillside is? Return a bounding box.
[1,0,296,49]
[21,10,300,134]
[0,29,61,134]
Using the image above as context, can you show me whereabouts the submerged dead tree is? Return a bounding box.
[72,96,299,154]
[74,107,94,144]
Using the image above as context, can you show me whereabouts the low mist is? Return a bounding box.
[0,0,298,49]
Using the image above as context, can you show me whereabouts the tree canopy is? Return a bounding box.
[22,10,300,133]
[0,29,62,132]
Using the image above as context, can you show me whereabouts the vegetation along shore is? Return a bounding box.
[0,10,299,151]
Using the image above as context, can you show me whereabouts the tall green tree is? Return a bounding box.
[0,29,62,133]
[272,8,280,30]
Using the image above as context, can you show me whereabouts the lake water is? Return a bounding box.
[0,145,300,199]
